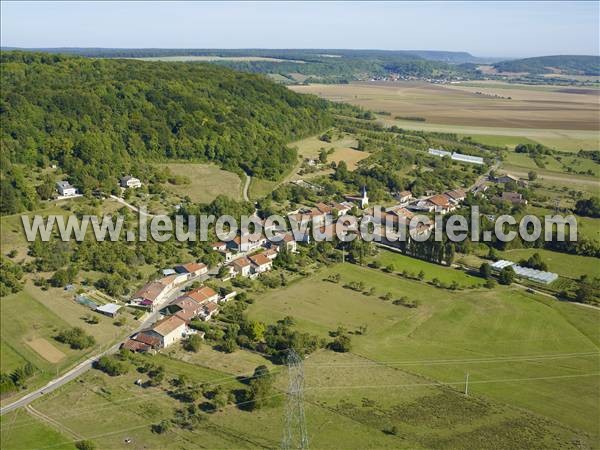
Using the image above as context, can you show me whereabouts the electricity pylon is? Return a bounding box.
[281,349,309,449]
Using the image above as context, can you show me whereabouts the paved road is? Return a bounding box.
[0,274,208,415]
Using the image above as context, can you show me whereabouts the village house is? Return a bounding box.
[200,301,219,321]
[275,232,298,253]
[394,190,413,204]
[121,339,153,353]
[501,191,528,205]
[230,234,266,253]
[231,257,252,277]
[160,296,203,323]
[210,242,227,252]
[143,315,189,348]
[175,262,208,278]
[249,253,273,274]
[210,242,234,262]
[120,175,142,189]
[185,286,219,304]
[492,174,519,184]
[159,273,188,290]
[56,180,78,197]
[263,248,279,260]
[409,194,455,214]
[444,189,466,203]
[131,282,168,309]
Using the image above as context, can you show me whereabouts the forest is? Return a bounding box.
[0,51,332,214]
[492,55,600,75]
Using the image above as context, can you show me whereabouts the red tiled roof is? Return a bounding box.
[132,282,165,302]
[186,286,218,303]
[231,257,251,269]
[159,274,179,286]
[122,339,151,352]
[182,262,206,273]
[445,189,466,200]
[133,332,161,348]
[152,315,186,337]
[249,253,272,267]
[428,194,451,208]
[203,301,219,313]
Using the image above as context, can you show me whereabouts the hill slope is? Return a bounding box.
[493,55,600,75]
[0,51,331,213]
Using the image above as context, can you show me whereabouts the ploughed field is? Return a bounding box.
[290,81,600,151]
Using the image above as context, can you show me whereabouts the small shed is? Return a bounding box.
[96,303,122,318]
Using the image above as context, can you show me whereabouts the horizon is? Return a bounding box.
[1,1,599,58]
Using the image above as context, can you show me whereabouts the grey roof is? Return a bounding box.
[491,259,558,284]
[96,303,122,314]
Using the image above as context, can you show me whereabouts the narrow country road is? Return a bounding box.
[242,173,251,202]
[0,274,208,416]
[109,194,156,217]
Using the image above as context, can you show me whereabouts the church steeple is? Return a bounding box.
[361,186,368,208]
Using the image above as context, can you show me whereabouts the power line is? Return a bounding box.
[25,372,600,450]
[3,351,596,431]
[281,349,309,449]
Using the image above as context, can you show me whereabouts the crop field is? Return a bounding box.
[248,262,600,438]
[157,163,243,203]
[290,81,600,151]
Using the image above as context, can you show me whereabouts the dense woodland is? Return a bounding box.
[492,55,600,75]
[1,51,332,213]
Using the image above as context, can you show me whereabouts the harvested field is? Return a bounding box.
[25,338,65,364]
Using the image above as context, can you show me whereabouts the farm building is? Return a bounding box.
[95,303,122,318]
[56,181,78,197]
[490,260,558,285]
[120,176,142,188]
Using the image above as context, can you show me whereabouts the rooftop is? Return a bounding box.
[151,315,186,337]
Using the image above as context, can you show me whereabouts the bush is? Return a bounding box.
[183,334,202,353]
[75,441,96,450]
[95,355,128,376]
[56,327,95,349]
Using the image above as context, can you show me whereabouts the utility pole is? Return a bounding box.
[282,349,309,449]
[464,373,469,397]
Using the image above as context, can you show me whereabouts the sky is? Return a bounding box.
[1,1,598,58]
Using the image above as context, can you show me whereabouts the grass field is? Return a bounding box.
[498,248,600,280]
[374,248,485,287]
[2,261,598,448]
[247,262,600,437]
[290,132,369,173]
[0,283,136,401]
[0,410,75,450]
[290,81,600,151]
[158,162,243,203]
